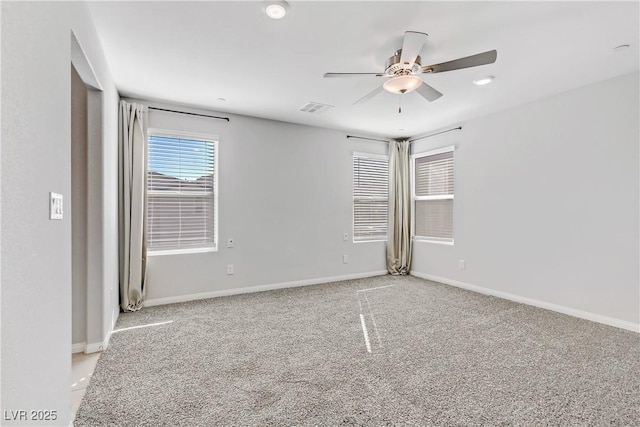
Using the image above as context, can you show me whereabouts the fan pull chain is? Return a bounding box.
[398,95,402,114]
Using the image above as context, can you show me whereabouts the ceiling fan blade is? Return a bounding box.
[399,31,428,70]
[324,72,386,78]
[422,50,497,74]
[353,86,385,105]
[415,82,443,102]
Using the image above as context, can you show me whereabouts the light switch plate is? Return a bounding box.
[49,192,63,220]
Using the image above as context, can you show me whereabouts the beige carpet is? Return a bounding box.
[75,275,640,426]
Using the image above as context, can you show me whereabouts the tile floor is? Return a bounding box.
[71,352,101,422]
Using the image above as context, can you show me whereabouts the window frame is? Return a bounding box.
[146,128,219,256]
[352,151,389,243]
[411,145,455,245]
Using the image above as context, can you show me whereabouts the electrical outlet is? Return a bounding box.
[227,238,234,248]
[226,264,234,275]
[343,233,348,241]
[343,254,349,264]
[459,259,465,270]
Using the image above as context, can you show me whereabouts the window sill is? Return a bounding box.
[353,238,387,244]
[412,238,454,246]
[147,247,217,256]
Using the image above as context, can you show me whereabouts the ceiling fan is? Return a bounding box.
[324,31,497,110]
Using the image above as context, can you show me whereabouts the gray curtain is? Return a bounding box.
[387,140,412,275]
[118,100,148,311]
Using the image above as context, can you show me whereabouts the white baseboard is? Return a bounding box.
[410,271,640,333]
[73,332,112,354]
[144,270,389,307]
[71,342,86,354]
[86,331,111,353]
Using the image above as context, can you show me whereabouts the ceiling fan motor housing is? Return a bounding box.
[385,49,422,75]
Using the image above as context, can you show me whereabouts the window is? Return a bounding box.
[412,146,454,243]
[147,130,218,254]
[353,153,388,242]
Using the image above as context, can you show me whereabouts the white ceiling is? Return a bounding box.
[87,1,639,139]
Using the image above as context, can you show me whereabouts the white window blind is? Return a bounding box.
[147,132,217,253]
[353,153,388,241]
[413,148,454,242]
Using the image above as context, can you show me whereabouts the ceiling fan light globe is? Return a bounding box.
[383,75,423,94]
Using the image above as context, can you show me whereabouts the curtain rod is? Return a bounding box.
[346,135,389,143]
[148,106,230,122]
[409,126,462,143]
[347,127,461,144]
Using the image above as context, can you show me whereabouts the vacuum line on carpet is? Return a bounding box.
[111,320,174,333]
[359,313,372,353]
[356,284,395,293]
[364,294,383,348]
[357,299,372,353]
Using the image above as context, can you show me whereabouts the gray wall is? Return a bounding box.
[134,101,388,303]
[71,65,88,347]
[1,2,119,425]
[411,71,639,328]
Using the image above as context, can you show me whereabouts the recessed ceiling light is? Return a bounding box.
[614,44,630,52]
[473,75,495,86]
[264,1,289,19]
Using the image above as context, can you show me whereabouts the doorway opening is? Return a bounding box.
[70,31,104,421]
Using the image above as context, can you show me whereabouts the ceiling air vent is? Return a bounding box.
[299,101,334,114]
